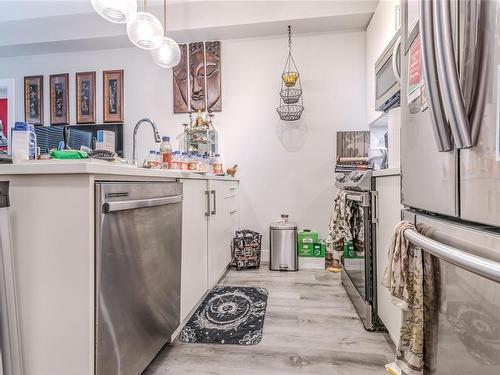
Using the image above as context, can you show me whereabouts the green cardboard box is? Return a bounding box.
[298,230,319,257]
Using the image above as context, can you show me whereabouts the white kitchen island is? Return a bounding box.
[0,160,239,375]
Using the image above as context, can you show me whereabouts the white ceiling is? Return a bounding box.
[0,0,379,23]
[0,0,91,22]
[0,0,379,56]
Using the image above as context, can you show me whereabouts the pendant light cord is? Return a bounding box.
[163,0,167,36]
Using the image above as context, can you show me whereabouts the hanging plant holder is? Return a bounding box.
[277,25,304,121]
[280,88,302,104]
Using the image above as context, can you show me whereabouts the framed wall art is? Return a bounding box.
[50,73,69,125]
[24,75,44,125]
[173,41,222,113]
[103,70,123,123]
[75,71,96,124]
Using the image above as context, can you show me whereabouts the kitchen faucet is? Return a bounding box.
[132,118,161,166]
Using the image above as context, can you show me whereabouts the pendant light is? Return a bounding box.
[90,0,137,23]
[127,0,164,50]
[151,0,181,68]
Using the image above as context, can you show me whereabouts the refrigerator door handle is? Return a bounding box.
[419,0,453,152]
[403,228,500,284]
[434,0,473,149]
[469,2,489,145]
[392,35,402,84]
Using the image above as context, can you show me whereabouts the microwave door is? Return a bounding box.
[400,0,458,217]
[375,31,401,112]
[459,1,500,227]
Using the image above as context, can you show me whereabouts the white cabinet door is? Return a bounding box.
[180,179,209,321]
[207,180,236,288]
[375,174,403,344]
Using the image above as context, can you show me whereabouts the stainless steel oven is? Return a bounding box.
[375,30,402,112]
[335,169,383,331]
[95,181,182,375]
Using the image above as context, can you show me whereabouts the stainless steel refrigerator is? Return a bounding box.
[400,0,500,373]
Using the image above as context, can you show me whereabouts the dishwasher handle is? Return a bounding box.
[103,195,183,213]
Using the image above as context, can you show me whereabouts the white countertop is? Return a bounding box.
[372,167,400,177]
[0,159,239,181]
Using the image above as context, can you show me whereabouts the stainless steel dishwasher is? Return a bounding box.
[95,181,182,375]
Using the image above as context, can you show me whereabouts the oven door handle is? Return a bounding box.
[346,194,363,202]
[103,195,183,213]
[371,191,379,224]
[403,228,500,284]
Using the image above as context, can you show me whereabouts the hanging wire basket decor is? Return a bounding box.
[277,25,304,121]
[280,88,302,104]
[282,72,299,87]
[276,104,304,121]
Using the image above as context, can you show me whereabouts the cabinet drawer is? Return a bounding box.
[230,208,240,233]
[224,182,239,198]
[225,194,239,213]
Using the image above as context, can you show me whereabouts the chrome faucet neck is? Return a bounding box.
[132,118,161,166]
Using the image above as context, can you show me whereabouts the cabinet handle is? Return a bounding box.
[205,190,211,217]
[229,187,238,191]
[229,210,238,215]
[211,190,216,215]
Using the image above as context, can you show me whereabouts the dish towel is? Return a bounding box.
[327,190,354,261]
[383,221,440,375]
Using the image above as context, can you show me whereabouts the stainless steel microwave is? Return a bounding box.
[375,30,401,112]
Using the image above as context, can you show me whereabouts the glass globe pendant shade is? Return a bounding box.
[90,0,137,23]
[127,12,164,50]
[151,37,181,68]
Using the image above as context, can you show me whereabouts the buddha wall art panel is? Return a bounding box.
[173,41,222,113]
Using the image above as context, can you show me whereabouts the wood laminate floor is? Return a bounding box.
[144,266,394,375]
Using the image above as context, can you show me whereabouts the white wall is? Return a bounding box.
[366,0,399,125]
[218,32,367,248]
[0,30,367,248]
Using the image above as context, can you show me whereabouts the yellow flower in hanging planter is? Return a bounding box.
[282,72,299,87]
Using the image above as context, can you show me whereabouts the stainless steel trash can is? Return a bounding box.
[269,222,298,271]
